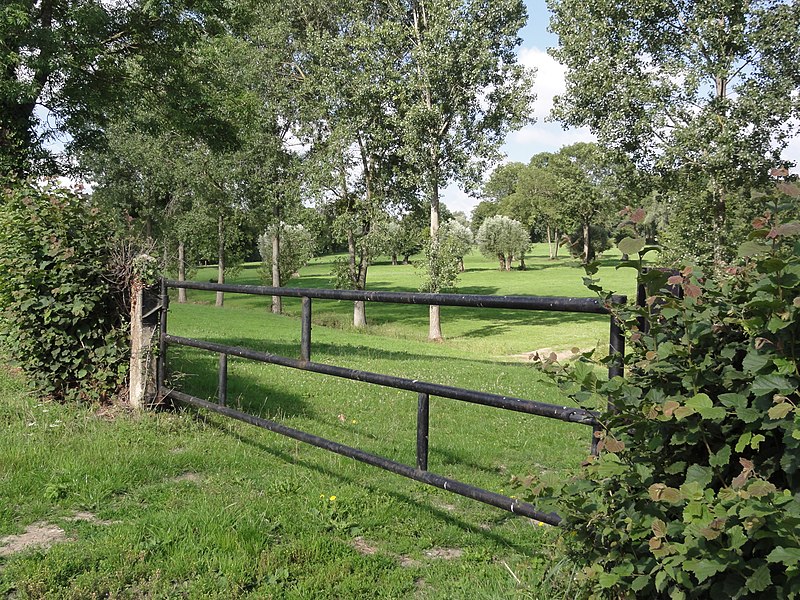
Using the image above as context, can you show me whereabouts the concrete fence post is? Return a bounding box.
[129,256,160,409]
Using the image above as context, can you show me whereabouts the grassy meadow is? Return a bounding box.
[0,244,640,598]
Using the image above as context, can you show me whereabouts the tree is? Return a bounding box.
[549,0,800,268]
[396,0,535,340]
[0,0,235,178]
[300,0,413,328]
[483,162,526,204]
[387,210,427,264]
[476,215,530,271]
[470,199,500,236]
[513,153,571,259]
[553,143,620,264]
[257,223,314,286]
[440,218,473,271]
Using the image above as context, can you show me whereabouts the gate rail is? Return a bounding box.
[158,279,626,526]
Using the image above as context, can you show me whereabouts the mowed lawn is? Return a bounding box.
[0,244,639,598]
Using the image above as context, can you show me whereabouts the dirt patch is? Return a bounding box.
[64,511,117,526]
[171,472,202,484]
[398,556,422,568]
[424,547,463,560]
[509,347,590,362]
[351,537,379,556]
[0,522,70,557]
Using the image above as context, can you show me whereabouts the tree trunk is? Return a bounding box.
[498,254,505,270]
[216,214,224,307]
[554,227,561,259]
[271,225,282,314]
[428,180,443,341]
[519,255,526,270]
[177,241,187,304]
[391,252,398,265]
[353,301,366,328]
[458,257,465,272]
[583,221,591,264]
[547,224,556,260]
[347,228,369,328]
[403,255,410,265]
[505,255,512,271]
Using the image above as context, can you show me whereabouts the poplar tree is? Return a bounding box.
[549,0,800,267]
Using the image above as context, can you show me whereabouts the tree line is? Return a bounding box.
[2,0,534,340]
[3,0,800,338]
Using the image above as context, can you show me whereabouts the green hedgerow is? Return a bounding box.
[0,181,129,403]
[517,182,800,599]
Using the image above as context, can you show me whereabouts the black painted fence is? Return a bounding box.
[157,279,626,526]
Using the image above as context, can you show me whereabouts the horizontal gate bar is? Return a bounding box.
[165,388,562,526]
[165,279,624,313]
[164,334,598,426]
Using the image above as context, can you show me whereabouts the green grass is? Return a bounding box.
[0,246,632,598]
[187,243,639,356]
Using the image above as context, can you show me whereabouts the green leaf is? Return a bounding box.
[739,241,770,257]
[719,393,748,408]
[751,374,793,396]
[685,393,726,419]
[685,393,712,410]
[709,445,731,468]
[684,465,713,487]
[767,546,800,566]
[734,406,761,423]
[741,353,769,373]
[631,575,650,592]
[735,432,752,453]
[618,236,646,255]
[746,563,771,593]
[598,572,620,588]
[686,558,726,583]
[655,570,668,591]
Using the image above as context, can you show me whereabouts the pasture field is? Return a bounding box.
[0,245,638,598]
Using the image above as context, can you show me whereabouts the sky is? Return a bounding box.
[441,0,800,215]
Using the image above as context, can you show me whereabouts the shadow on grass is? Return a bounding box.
[170,332,596,376]
[190,410,540,554]
[167,348,314,420]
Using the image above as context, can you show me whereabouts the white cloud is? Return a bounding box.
[517,46,567,121]
[441,185,478,215]
[497,45,595,167]
[782,125,800,170]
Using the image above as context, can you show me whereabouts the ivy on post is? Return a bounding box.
[129,255,160,409]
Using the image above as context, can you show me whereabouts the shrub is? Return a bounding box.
[475,215,529,270]
[440,219,474,271]
[518,188,800,598]
[0,182,129,402]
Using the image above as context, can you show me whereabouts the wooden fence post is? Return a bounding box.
[129,256,160,409]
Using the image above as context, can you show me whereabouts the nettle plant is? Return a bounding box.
[518,188,800,599]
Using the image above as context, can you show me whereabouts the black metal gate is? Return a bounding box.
[157,279,626,526]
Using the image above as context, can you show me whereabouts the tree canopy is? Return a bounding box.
[548,0,800,267]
